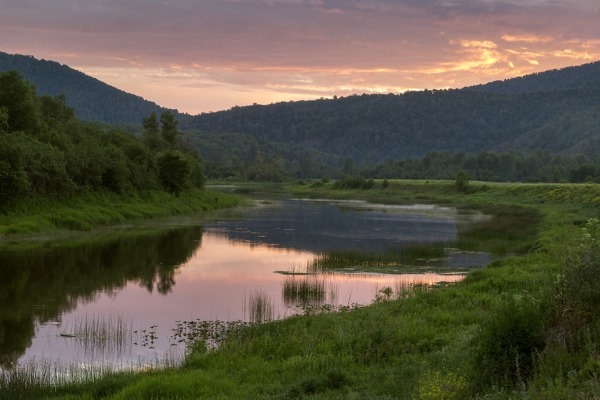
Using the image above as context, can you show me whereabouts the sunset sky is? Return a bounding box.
[1,0,599,115]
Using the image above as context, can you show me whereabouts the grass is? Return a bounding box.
[0,189,241,238]
[4,180,600,399]
[61,315,132,356]
[244,291,275,323]
[282,275,327,307]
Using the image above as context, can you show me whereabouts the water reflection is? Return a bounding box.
[0,226,203,367]
[0,199,489,377]
[204,200,472,252]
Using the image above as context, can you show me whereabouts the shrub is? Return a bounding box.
[333,176,375,190]
[156,150,192,195]
[455,170,469,192]
[471,295,545,390]
[548,218,600,350]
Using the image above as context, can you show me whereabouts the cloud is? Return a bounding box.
[0,0,599,113]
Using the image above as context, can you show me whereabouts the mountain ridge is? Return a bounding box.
[0,52,169,124]
[2,51,600,164]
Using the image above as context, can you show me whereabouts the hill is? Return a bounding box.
[0,52,168,124]
[3,51,600,172]
[182,62,600,161]
[468,61,600,94]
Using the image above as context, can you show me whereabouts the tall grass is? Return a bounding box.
[282,276,327,307]
[61,315,132,356]
[6,182,600,398]
[243,290,275,323]
[0,189,240,236]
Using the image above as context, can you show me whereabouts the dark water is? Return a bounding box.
[0,199,489,376]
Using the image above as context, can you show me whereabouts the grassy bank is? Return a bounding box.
[2,181,600,399]
[0,189,241,237]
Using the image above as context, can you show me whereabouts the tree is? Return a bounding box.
[0,133,30,205]
[142,112,164,151]
[160,111,179,147]
[0,106,8,133]
[0,70,44,135]
[156,150,191,194]
[455,170,469,192]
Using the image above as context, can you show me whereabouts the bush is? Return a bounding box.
[471,295,545,390]
[548,218,600,350]
[455,170,469,192]
[156,150,192,195]
[333,176,375,190]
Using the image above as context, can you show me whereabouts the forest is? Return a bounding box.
[0,70,205,209]
[2,52,600,185]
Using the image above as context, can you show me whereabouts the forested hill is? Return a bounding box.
[182,60,600,161]
[0,52,168,124]
[468,61,600,94]
[3,51,600,164]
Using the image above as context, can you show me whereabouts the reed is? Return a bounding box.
[282,276,327,307]
[244,291,275,323]
[61,314,132,356]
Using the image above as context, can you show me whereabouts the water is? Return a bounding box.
[0,199,489,378]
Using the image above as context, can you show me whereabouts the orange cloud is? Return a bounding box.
[1,0,599,113]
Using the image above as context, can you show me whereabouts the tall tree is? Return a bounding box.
[0,70,44,135]
[142,112,163,151]
[160,110,179,147]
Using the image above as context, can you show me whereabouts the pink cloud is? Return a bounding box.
[1,0,599,113]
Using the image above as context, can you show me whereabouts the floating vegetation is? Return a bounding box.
[169,320,253,349]
[244,290,275,323]
[308,243,450,273]
[135,325,158,349]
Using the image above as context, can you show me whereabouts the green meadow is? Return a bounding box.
[2,180,600,399]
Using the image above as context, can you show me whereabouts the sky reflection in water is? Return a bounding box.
[7,200,485,374]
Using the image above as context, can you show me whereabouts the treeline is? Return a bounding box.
[468,60,600,94]
[184,83,600,162]
[189,131,341,182]
[0,70,204,209]
[360,150,600,183]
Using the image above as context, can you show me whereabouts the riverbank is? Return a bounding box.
[0,189,242,238]
[2,180,600,399]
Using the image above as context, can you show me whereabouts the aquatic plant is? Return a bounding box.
[61,314,132,356]
[244,290,275,323]
[282,276,327,307]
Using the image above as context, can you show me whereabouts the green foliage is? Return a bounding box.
[547,218,600,350]
[183,64,600,164]
[471,295,545,390]
[0,74,207,209]
[0,70,43,135]
[0,106,9,132]
[333,176,375,190]
[455,170,469,192]
[0,52,166,124]
[416,371,467,400]
[5,182,600,399]
[156,151,192,194]
[142,111,164,151]
[160,110,179,146]
[0,133,30,205]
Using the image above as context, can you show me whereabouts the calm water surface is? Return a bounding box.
[0,199,489,375]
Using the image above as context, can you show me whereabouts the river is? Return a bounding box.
[0,198,490,378]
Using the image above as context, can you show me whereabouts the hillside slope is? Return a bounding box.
[3,51,600,163]
[183,83,600,161]
[468,61,600,94]
[0,52,168,124]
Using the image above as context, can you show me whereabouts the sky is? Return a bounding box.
[1,0,599,115]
